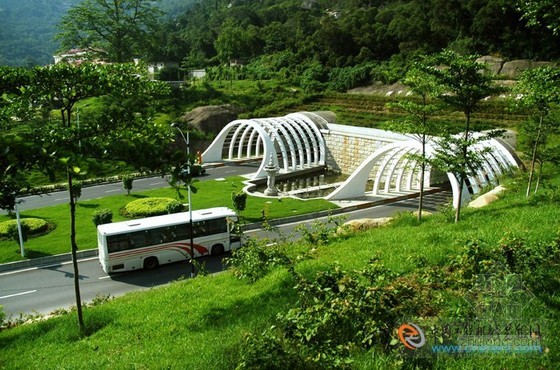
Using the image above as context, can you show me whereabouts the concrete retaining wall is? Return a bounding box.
[322,124,408,174]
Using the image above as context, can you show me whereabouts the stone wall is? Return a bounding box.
[322,124,406,174]
[477,55,555,79]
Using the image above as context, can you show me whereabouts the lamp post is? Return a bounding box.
[14,196,25,257]
[171,122,196,278]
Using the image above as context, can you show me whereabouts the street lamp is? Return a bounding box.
[14,196,25,257]
[171,122,196,278]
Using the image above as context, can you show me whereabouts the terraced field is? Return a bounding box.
[296,92,530,131]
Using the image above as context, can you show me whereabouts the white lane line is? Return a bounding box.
[99,276,111,280]
[55,197,69,201]
[149,182,165,186]
[0,257,99,276]
[0,290,37,300]
[224,170,237,174]
[105,189,120,193]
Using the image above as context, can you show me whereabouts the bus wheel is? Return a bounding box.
[211,244,225,256]
[143,257,159,270]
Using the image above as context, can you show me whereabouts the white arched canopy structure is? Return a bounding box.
[326,136,520,208]
[202,112,327,179]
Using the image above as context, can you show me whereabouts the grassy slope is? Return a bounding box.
[1,174,559,369]
[0,176,336,263]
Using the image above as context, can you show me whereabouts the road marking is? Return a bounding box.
[150,182,165,186]
[225,170,236,174]
[99,276,111,280]
[55,197,69,201]
[0,290,37,300]
[105,189,120,193]
[0,257,99,276]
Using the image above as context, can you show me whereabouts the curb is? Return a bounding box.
[0,250,98,273]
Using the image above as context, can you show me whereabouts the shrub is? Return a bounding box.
[238,259,424,368]
[0,305,5,330]
[121,197,184,218]
[231,191,247,212]
[225,238,292,283]
[295,215,346,246]
[92,209,113,226]
[122,176,134,195]
[166,201,183,214]
[0,218,49,240]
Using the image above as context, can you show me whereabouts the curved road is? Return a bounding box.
[0,164,450,317]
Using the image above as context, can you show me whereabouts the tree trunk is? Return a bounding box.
[417,135,426,222]
[455,113,471,223]
[534,160,544,194]
[68,162,85,333]
[526,115,543,197]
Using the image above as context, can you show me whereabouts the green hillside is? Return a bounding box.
[1,172,559,368]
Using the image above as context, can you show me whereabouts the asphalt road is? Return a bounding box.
[8,162,258,213]
[0,163,451,317]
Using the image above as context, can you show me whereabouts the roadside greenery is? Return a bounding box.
[1,171,559,369]
[121,197,184,218]
[0,176,336,264]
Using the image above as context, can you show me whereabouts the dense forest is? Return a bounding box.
[0,0,194,66]
[2,0,559,70]
[167,0,560,69]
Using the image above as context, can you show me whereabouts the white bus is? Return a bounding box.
[97,207,241,274]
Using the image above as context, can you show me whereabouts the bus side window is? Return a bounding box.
[168,226,178,241]
[175,223,189,240]
[129,231,148,249]
[145,231,153,245]
[107,235,130,253]
[193,221,207,237]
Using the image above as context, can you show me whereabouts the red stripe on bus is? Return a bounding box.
[109,242,209,260]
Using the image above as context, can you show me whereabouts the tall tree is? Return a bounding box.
[420,50,500,222]
[56,0,164,62]
[516,0,560,35]
[512,66,560,196]
[9,62,170,333]
[386,63,443,221]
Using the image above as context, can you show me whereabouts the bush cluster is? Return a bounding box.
[121,197,184,218]
[92,209,113,226]
[234,229,560,367]
[0,218,49,241]
[225,238,292,283]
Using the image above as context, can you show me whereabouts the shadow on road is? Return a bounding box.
[107,252,231,287]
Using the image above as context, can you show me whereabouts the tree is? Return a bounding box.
[122,176,134,195]
[232,191,247,213]
[56,0,164,63]
[516,0,560,35]
[420,50,500,222]
[512,66,560,196]
[386,63,443,221]
[8,62,170,333]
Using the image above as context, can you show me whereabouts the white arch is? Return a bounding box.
[202,112,327,179]
[327,138,519,209]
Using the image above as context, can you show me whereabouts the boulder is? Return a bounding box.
[500,60,553,79]
[181,105,238,134]
[337,217,392,235]
[468,185,507,208]
[477,55,504,75]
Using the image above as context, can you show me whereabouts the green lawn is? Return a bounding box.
[0,176,337,264]
[1,173,559,369]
